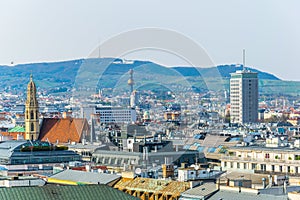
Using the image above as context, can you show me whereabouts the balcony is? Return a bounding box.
[222,156,300,165]
[254,170,298,176]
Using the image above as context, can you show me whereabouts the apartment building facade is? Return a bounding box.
[221,146,300,175]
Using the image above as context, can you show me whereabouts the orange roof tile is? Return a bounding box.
[39,118,90,144]
[1,132,25,140]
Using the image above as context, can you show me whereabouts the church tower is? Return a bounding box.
[25,74,39,140]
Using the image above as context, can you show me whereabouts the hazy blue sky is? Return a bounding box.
[0,0,299,80]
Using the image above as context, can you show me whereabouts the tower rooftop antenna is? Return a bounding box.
[98,37,101,58]
[243,49,246,71]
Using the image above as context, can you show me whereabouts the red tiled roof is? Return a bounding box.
[1,132,25,140]
[39,118,90,144]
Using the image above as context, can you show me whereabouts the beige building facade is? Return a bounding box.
[221,146,300,175]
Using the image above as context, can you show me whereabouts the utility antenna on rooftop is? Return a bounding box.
[98,37,101,58]
[243,49,246,71]
[98,45,101,58]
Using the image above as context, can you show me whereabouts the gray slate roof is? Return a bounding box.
[50,169,121,184]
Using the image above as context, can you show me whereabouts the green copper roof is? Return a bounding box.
[0,185,138,200]
[8,126,25,133]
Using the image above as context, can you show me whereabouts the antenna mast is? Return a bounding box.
[98,45,101,58]
[243,49,246,71]
[98,37,101,58]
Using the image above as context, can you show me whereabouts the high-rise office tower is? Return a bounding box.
[230,69,258,124]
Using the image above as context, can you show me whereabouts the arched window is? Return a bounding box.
[30,110,34,119]
[31,123,34,132]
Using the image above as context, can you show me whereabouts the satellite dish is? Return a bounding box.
[194,165,199,170]
[135,168,142,175]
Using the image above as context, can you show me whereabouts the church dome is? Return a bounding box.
[143,111,150,120]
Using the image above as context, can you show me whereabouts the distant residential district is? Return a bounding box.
[1,66,300,200]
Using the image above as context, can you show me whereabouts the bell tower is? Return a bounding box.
[25,74,39,140]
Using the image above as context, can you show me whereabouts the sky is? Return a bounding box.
[0,0,299,80]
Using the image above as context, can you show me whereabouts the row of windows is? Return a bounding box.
[231,98,241,101]
[230,96,241,99]
[230,92,241,95]
[99,116,132,119]
[225,161,300,173]
[97,111,132,114]
[10,156,80,165]
[100,115,132,118]
[265,154,300,160]
[102,120,132,122]
[231,110,241,113]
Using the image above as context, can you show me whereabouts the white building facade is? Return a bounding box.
[221,146,300,175]
[230,70,258,124]
[95,106,136,124]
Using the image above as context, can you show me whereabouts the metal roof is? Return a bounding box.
[228,145,300,153]
[208,190,287,200]
[49,169,121,185]
[181,182,218,199]
[0,184,138,200]
[0,140,27,150]
[0,140,27,160]
[8,126,25,133]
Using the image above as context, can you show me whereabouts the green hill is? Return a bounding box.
[0,58,299,95]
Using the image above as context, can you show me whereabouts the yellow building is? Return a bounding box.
[164,112,180,122]
[25,74,39,140]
